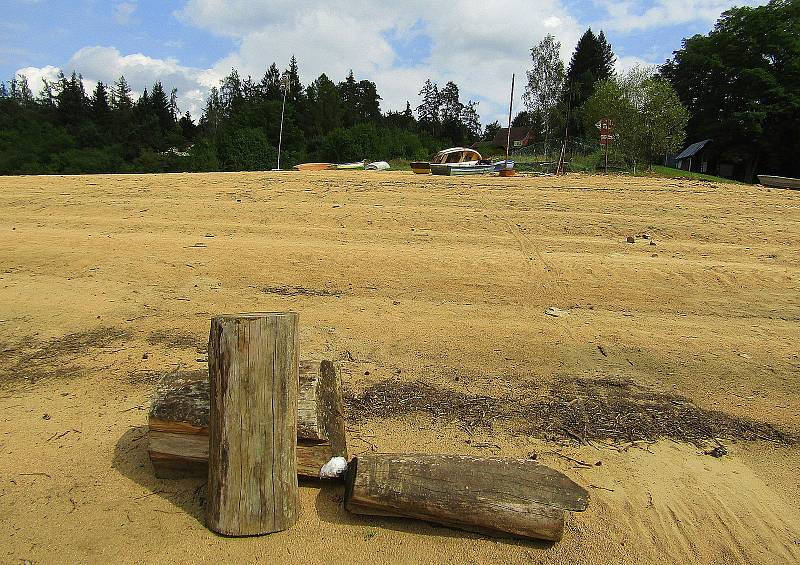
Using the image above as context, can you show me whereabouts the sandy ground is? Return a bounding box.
[1,170,799,564]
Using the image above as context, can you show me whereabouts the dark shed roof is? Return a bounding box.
[675,139,712,160]
[493,127,533,146]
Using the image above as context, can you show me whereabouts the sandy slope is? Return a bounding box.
[0,171,798,564]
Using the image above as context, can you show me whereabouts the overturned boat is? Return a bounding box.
[758,175,800,190]
[294,163,334,171]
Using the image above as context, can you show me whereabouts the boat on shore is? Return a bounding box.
[430,163,495,176]
[335,161,367,170]
[758,175,800,189]
[412,147,483,174]
[411,161,431,174]
[493,160,515,171]
[294,163,334,171]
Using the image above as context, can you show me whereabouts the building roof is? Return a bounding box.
[493,127,533,146]
[675,139,712,160]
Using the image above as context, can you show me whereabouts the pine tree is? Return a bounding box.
[416,79,440,134]
[200,86,223,136]
[285,56,304,104]
[150,82,173,133]
[16,75,35,106]
[563,28,617,137]
[57,72,88,127]
[111,76,133,112]
[0,82,8,98]
[354,79,381,123]
[338,70,358,126]
[597,31,616,79]
[38,77,58,108]
[261,63,281,100]
[179,111,197,140]
[220,69,244,117]
[439,81,465,142]
[461,100,481,141]
[91,81,111,122]
[403,101,413,120]
[306,73,344,135]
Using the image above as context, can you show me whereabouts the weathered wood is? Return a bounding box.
[206,313,299,536]
[343,453,589,542]
[147,360,347,478]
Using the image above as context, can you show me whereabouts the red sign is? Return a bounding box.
[597,118,614,146]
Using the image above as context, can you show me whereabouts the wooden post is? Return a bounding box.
[206,313,299,536]
[344,453,589,542]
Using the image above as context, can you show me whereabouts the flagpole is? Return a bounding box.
[276,72,289,171]
[506,74,515,164]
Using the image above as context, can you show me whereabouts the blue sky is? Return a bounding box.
[2,0,763,124]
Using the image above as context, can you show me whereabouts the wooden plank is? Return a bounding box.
[206,313,299,536]
[149,438,332,478]
[344,453,590,542]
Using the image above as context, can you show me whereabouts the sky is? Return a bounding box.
[2,0,764,126]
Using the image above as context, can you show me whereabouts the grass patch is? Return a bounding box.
[639,165,741,184]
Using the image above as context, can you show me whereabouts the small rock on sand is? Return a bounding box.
[626,236,635,243]
[545,306,568,317]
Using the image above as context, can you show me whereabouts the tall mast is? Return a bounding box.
[506,74,515,163]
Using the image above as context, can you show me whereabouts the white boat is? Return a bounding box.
[430,163,495,176]
[492,160,515,171]
[758,175,800,189]
[366,161,390,170]
[411,147,482,174]
[335,161,367,170]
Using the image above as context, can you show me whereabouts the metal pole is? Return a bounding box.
[506,74,515,164]
[277,85,287,170]
[604,136,609,174]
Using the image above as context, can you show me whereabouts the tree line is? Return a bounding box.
[0,56,482,174]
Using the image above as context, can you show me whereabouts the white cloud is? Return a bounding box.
[16,47,211,116]
[614,55,657,74]
[115,2,138,25]
[595,0,763,33]
[176,0,583,124]
[15,64,60,91]
[23,0,744,126]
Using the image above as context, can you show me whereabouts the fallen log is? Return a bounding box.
[148,359,347,478]
[343,453,589,542]
[206,313,299,535]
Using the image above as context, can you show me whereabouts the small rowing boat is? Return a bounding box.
[294,163,334,171]
[430,163,495,176]
[493,160,514,171]
[411,161,431,174]
[335,161,367,170]
[758,175,800,190]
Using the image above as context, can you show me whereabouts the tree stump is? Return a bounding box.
[344,453,589,541]
[206,313,299,536]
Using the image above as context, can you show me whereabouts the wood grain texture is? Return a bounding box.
[147,360,347,479]
[149,361,334,441]
[343,453,590,542]
[206,313,299,536]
